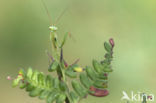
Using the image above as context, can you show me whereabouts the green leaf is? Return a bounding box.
[12,77,22,87]
[38,72,45,86]
[53,78,59,89]
[79,73,92,89]
[101,59,110,65]
[105,53,112,59]
[46,90,60,103]
[39,90,50,100]
[93,79,108,89]
[71,81,87,98]
[26,84,35,91]
[48,61,59,72]
[27,67,33,79]
[59,81,68,92]
[69,91,79,103]
[46,75,53,88]
[85,66,98,81]
[65,70,77,78]
[98,73,108,80]
[103,68,113,72]
[92,59,103,73]
[104,42,112,52]
[19,82,27,89]
[31,70,39,84]
[29,88,42,97]
[56,93,66,103]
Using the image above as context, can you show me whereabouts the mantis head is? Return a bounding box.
[49,25,58,32]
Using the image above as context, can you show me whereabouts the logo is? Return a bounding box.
[121,91,154,102]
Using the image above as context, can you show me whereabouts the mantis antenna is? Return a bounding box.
[41,0,68,26]
[55,6,69,25]
[41,0,76,42]
[41,0,53,26]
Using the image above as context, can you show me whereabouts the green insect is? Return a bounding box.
[42,0,76,83]
[42,0,73,49]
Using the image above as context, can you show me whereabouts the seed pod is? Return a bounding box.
[89,86,109,97]
[29,88,42,97]
[56,93,66,103]
[92,60,103,73]
[109,38,114,48]
[104,42,112,53]
[48,61,59,72]
[79,73,92,89]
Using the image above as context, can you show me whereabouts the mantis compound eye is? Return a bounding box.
[49,25,58,31]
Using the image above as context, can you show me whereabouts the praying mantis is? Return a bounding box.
[42,1,81,102]
[41,0,69,59]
